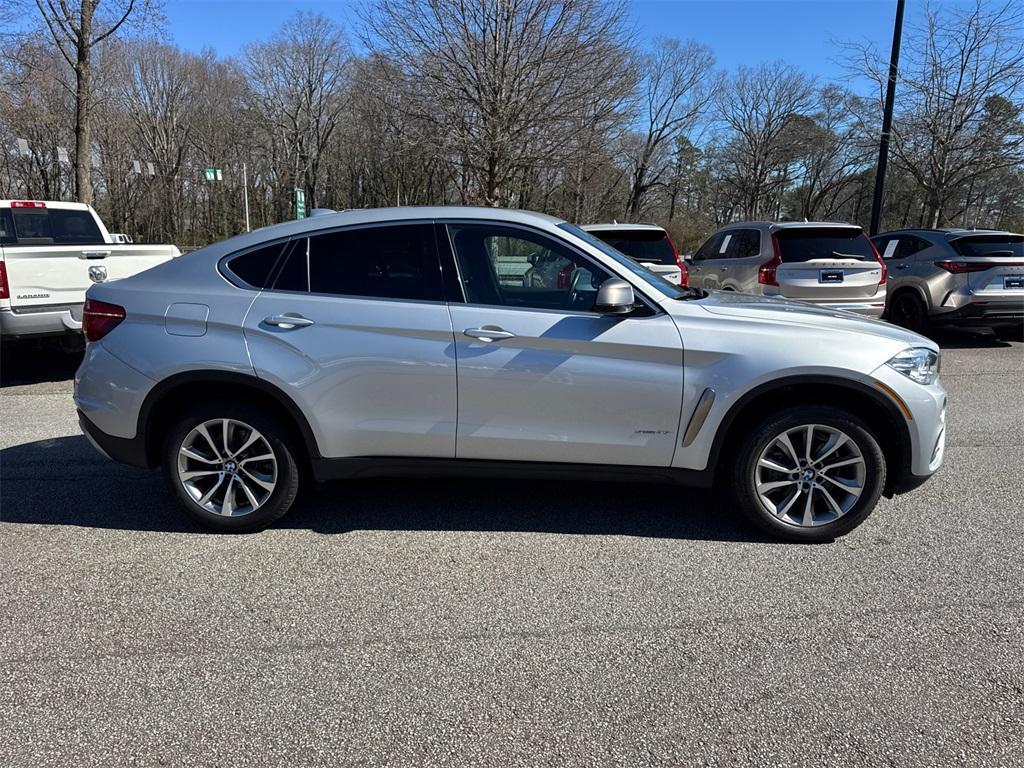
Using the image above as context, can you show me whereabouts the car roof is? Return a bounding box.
[873,227,1020,239]
[580,223,667,233]
[718,220,861,232]
[0,200,92,211]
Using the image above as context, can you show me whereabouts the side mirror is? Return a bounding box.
[593,278,635,315]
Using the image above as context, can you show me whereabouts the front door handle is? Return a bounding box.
[264,313,314,329]
[464,326,515,342]
[720,266,729,271]
[895,263,909,270]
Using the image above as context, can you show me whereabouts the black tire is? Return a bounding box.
[887,290,929,333]
[993,324,1023,342]
[161,400,301,532]
[729,405,887,543]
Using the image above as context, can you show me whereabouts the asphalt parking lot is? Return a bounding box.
[1,329,1022,767]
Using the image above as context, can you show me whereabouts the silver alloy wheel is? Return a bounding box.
[176,418,277,517]
[754,424,866,528]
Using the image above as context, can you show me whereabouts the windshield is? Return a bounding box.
[951,234,1024,258]
[775,228,873,262]
[588,229,677,266]
[558,223,692,300]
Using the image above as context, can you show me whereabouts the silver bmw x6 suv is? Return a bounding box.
[74,207,946,542]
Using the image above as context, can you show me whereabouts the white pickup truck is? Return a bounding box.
[0,200,179,340]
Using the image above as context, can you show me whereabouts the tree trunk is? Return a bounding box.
[74,1,94,205]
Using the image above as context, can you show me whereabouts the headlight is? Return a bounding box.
[886,347,940,385]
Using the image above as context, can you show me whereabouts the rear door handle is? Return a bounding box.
[264,313,314,329]
[720,266,729,271]
[464,326,515,342]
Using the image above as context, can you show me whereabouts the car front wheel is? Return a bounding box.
[730,406,886,542]
[162,402,300,532]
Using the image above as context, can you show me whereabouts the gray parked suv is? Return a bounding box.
[870,228,1024,339]
[688,221,887,317]
[74,207,946,542]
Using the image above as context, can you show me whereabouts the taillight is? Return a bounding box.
[10,200,46,209]
[865,235,887,284]
[83,298,125,341]
[666,235,688,286]
[934,260,1024,273]
[758,234,782,286]
[0,261,8,300]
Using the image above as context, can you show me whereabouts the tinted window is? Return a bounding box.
[449,223,611,311]
[775,228,874,262]
[951,234,1024,258]
[691,233,723,262]
[48,209,104,244]
[0,210,14,244]
[273,224,442,301]
[875,235,929,260]
[590,229,676,266]
[11,209,51,240]
[715,229,760,259]
[227,242,286,288]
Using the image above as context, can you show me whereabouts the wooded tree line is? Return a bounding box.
[1,0,1022,250]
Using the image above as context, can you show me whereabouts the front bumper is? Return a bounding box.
[871,362,947,487]
[0,305,83,338]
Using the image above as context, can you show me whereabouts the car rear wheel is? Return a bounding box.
[162,402,300,532]
[730,406,886,542]
[888,291,928,333]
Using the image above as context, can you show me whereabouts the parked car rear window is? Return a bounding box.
[774,228,874,262]
[273,224,443,302]
[589,229,676,266]
[9,207,105,245]
[950,234,1024,258]
[226,242,286,288]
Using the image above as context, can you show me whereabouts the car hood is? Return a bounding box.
[682,290,936,349]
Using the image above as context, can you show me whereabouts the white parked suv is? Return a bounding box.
[0,200,179,341]
[74,207,946,542]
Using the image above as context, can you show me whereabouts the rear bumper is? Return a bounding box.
[932,300,1024,327]
[78,410,151,469]
[0,305,83,338]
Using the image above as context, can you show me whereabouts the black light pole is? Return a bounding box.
[869,0,906,236]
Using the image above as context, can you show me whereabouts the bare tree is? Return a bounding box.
[361,0,634,206]
[244,12,349,214]
[624,38,718,220]
[30,0,160,204]
[851,0,1024,227]
[717,62,817,219]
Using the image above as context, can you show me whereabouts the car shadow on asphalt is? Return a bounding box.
[1,341,84,387]
[0,434,764,542]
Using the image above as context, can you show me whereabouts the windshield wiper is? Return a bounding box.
[674,286,705,300]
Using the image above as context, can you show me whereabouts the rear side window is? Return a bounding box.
[950,235,1024,258]
[591,229,676,266]
[273,224,443,301]
[716,229,761,259]
[0,210,14,244]
[774,228,874,262]
[226,242,287,288]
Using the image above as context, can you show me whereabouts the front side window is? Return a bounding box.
[691,233,724,263]
[272,223,443,302]
[877,235,930,260]
[447,223,611,312]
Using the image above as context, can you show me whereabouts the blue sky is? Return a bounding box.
[164,0,918,85]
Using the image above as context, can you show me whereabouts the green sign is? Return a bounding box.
[204,168,222,181]
[295,187,306,220]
